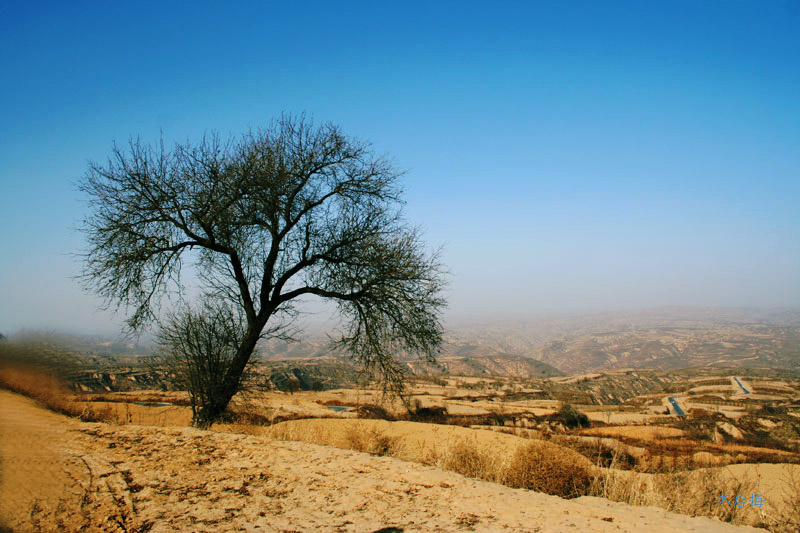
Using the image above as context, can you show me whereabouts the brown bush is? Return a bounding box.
[502,441,593,498]
[355,404,395,420]
[556,437,638,469]
[344,425,401,456]
[438,440,499,480]
[407,401,448,422]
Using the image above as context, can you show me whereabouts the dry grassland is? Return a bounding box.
[1,388,765,533]
[248,418,598,499]
[0,365,116,423]
[581,425,686,439]
[76,400,192,426]
[3,353,800,531]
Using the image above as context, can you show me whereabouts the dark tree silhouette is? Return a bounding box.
[155,301,251,423]
[79,115,446,426]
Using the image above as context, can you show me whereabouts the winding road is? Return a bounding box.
[733,376,751,394]
[667,396,686,415]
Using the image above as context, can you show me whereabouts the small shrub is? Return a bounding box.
[556,437,638,469]
[438,440,499,480]
[502,441,593,498]
[355,404,394,420]
[763,404,790,416]
[410,406,448,422]
[344,425,401,456]
[551,404,590,429]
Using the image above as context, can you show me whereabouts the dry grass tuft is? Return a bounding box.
[343,425,402,456]
[425,437,594,499]
[432,439,504,481]
[502,441,594,498]
[268,419,335,445]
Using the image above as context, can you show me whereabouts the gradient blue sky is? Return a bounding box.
[1,1,799,335]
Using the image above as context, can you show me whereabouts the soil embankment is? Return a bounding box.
[0,389,764,532]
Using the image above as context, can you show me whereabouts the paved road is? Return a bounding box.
[733,376,751,394]
[667,396,686,415]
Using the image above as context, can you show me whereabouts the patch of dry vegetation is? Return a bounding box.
[502,441,593,498]
[772,465,800,532]
[590,457,759,527]
[251,416,800,528]
[262,418,598,499]
[582,425,686,440]
[0,363,115,423]
[556,413,800,472]
[343,424,403,456]
[5,341,800,531]
[432,439,502,480]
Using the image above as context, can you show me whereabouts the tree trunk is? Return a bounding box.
[193,324,263,427]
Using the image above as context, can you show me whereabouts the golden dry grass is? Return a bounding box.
[258,418,532,462]
[649,438,797,457]
[721,463,800,532]
[0,359,193,427]
[432,438,505,479]
[234,416,800,525]
[774,465,800,532]
[3,350,797,530]
[502,441,594,498]
[581,425,686,440]
[252,418,598,498]
[0,365,115,423]
[590,455,759,527]
[74,400,192,426]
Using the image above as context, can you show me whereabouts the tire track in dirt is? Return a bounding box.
[0,390,138,532]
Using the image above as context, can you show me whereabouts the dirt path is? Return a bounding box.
[0,390,136,532]
[0,390,765,532]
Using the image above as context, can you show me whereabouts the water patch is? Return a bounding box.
[325,405,351,412]
[134,401,172,407]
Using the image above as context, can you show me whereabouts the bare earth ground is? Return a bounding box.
[0,390,765,532]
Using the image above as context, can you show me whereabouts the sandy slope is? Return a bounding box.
[0,390,764,532]
[0,390,135,532]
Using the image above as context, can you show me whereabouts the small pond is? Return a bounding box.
[134,402,173,407]
[325,405,352,412]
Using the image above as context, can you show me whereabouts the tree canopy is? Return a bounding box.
[79,115,446,424]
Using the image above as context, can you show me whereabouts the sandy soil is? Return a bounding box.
[0,389,766,532]
[0,390,136,532]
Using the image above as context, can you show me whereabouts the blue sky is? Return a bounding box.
[1,1,798,335]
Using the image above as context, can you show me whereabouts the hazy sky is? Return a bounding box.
[1,1,799,336]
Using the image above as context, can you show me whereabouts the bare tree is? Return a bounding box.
[79,115,446,426]
[156,301,249,422]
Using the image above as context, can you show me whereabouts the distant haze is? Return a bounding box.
[1,2,798,336]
